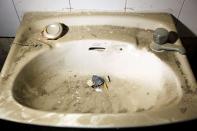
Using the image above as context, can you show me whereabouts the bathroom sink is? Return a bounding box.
[0,12,197,128]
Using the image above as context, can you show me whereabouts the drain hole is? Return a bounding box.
[88,47,106,51]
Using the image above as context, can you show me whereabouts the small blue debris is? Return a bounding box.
[92,75,105,88]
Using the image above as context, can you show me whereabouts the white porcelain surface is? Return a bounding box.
[126,0,184,17]
[14,0,70,21]
[70,0,125,11]
[178,0,197,37]
[0,0,20,36]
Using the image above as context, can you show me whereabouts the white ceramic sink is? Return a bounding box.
[0,12,196,128]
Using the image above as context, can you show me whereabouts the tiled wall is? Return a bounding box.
[0,0,196,37]
[0,0,20,36]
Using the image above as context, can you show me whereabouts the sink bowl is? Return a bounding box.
[0,12,197,128]
[13,39,182,113]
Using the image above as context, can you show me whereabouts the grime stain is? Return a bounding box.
[179,107,187,114]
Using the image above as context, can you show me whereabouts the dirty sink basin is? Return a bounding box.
[0,12,197,128]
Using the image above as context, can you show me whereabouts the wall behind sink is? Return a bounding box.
[0,0,196,37]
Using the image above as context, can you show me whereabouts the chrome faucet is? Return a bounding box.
[150,28,186,54]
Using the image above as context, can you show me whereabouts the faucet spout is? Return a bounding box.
[150,28,186,55]
[150,43,186,54]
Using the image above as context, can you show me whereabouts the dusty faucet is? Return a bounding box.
[150,28,186,54]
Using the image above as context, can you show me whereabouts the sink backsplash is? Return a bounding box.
[0,0,197,37]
